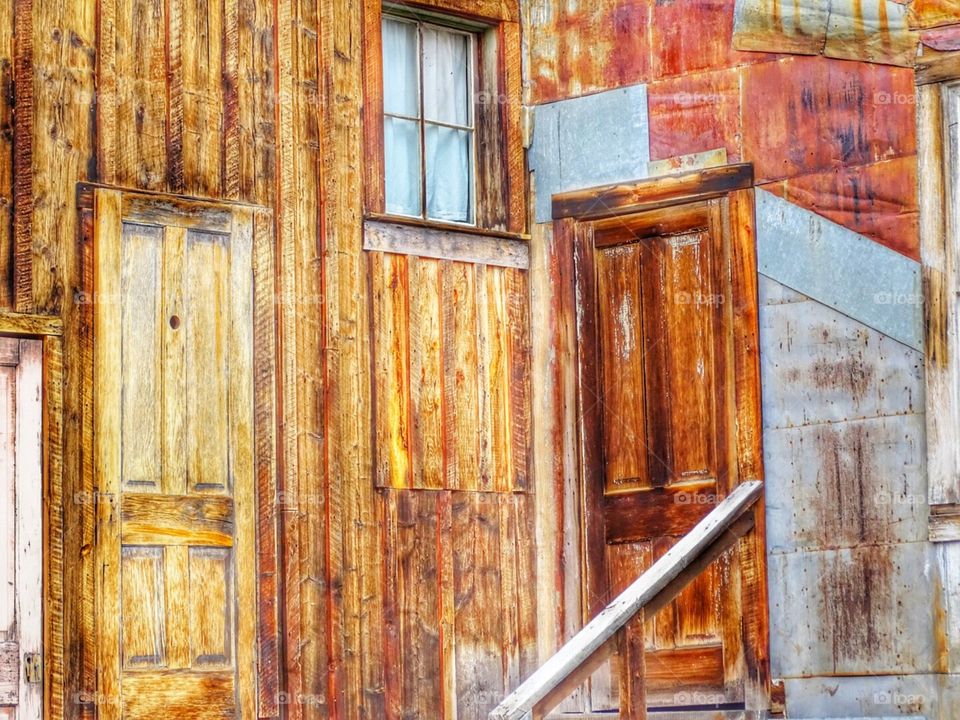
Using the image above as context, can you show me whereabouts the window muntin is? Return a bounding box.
[382,15,476,225]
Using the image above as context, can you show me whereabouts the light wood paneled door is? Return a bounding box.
[94,190,265,720]
[0,338,43,720]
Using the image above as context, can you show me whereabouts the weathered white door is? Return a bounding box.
[0,338,43,720]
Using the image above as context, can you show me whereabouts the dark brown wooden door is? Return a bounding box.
[576,199,766,711]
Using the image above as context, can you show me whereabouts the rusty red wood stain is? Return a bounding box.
[740,57,916,184]
[760,156,920,260]
[647,67,742,162]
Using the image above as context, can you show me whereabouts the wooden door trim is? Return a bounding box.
[551,163,754,221]
[0,332,64,720]
[83,186,280,720]
[560,164,771,712]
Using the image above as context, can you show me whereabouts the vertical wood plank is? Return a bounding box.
[227,212,257,720]
[476,265,494,491]
[221,0,240,198]
[501,21,525,234]
[0,0,15,309]
[728,189,770,711]
[442,261,479,491]
[94,189,124,720]
[251,208,280,718]
[505,267,530,491]
[161,226,186,496]
[163,545,190,669]
[408,257,444,490]
[165,0,185,192]
[12,0,32,312]
[371,251,411,489]
[43,335,65,720]
[452,492,504,720]
[235,0,276,206]
[485,267,512,492]
[179,0,224,196]
[438,491,457,720]
[617,613,646,720]
[15,340,42,720]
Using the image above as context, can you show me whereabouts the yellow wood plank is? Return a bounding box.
[94,188,123,720]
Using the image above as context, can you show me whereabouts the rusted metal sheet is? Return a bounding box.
[734,0,918,66]
[769,543,936,677]
[646,68,742,162]
[756,191,923,350]
[741,56,916,184]
[651,0,779,77]
[758,277,924,430]
[909,0,960,29]
[823,0,916,66]
[734,0,831,54]
[759,157,920,260]
[764,414,927,552]
[524,0,652,105]
[922,23,960,50]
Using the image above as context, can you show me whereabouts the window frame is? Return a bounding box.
[362,0,526,237]
[381,12,479,226]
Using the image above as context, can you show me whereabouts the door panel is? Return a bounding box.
[95,190,259,720]
[0,339,43,720]
[581,200,755,711]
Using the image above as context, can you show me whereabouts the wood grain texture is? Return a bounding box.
[11,0,32,312]
[0,0,13,310]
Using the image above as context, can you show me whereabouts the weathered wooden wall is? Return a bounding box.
[0,0,535,718]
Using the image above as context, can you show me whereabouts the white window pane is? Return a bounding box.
[385,116,422,217]
[422,27,470,126]
[382,18,419,118]
[426,124,472,223]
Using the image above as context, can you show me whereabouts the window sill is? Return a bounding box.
[363,214,530,269]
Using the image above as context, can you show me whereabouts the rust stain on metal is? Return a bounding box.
[527,0,652,104]
[740,56,916,183]
[646,68,743,162]
[909,0,960,29]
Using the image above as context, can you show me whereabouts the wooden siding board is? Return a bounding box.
[0,0,12,310]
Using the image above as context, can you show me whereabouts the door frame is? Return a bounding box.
[551,164,773,713]
[0,313,65,720]
[76,185,281,720]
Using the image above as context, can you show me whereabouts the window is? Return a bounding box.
[381,14,476,225]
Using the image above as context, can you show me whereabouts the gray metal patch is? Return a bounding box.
[529,85,650,224]
[755,189,923,352]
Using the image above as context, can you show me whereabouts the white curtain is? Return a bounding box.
[382,17,473,223]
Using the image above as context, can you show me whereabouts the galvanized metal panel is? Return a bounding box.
[764,414,928,554]
[756,189,924,351]
[529,85,650,223]
[768,542,937,678]
[784,674,939,717]
[758,276,924,429]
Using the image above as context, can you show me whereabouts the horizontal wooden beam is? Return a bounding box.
[0,312,63,337]
[489,480,764,720]
[930,504,960,542]
[552,163,754,221]
[121,494,235,546]
[916,51,960,86]
[363,217,530,268]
